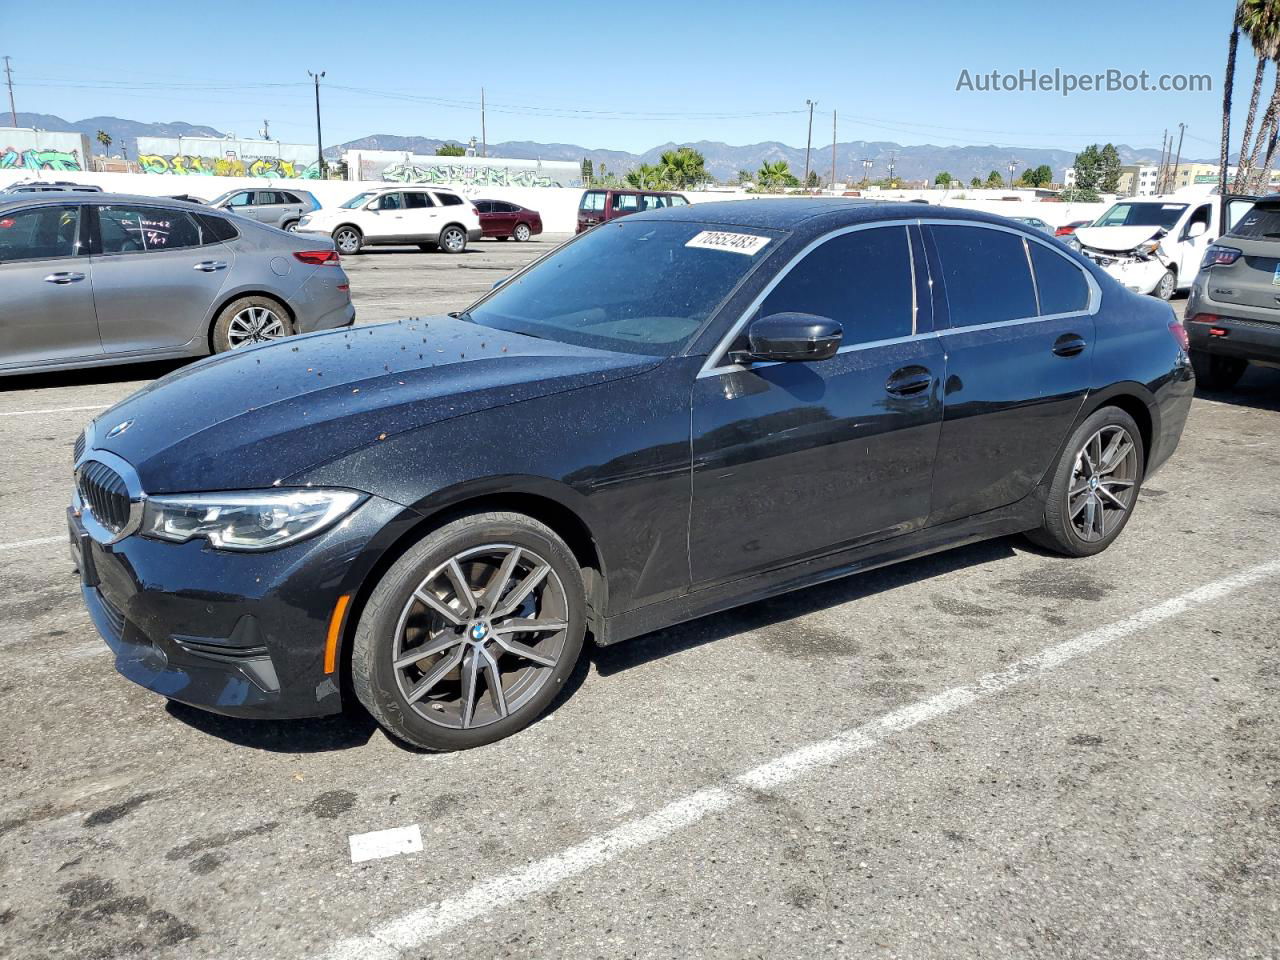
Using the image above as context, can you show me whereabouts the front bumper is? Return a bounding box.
[1089,256,1166,295]
[70,494,411,719]
[1185,313,1280,364]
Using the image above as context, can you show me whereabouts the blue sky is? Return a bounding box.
[2,1,1245,157]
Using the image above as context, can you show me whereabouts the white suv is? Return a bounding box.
[297,186,482,255]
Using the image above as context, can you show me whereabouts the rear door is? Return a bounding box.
[402,190,439,239]
[87,202,233,352]
[0,202,101,367]
[608,192,640,222]
[925,222,1096,524]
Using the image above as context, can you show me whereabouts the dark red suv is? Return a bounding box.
[474,200,543,241]
[576,189,689,233]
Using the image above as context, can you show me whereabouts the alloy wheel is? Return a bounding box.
[1157,270,1175,300]
[334,229,360,254]
[513,223,530,241]
[391,544,569,729]
[441,227,466,252]
[226,306,287,348]
[1069,424,1138,542]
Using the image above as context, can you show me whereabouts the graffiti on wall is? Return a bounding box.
[380,161,561,188]
[137,154,320,179]
[0,147,84,171]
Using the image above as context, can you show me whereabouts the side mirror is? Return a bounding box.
[733,313,842,364]
[1186,221,1208,239]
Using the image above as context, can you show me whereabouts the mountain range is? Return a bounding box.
[14,112,1208,183]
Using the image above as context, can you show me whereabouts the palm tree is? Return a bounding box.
[756,160,793,192]
[736,168,753,186]
[656,147,707,190]
[95,129,112,155]
[624,163,670,190]
[1221,4,1244,196]
[1233,0,1280,190]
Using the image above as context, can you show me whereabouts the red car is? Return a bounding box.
[1055,219,1090,237]
[474,199,543,241]
[576,189,689,233]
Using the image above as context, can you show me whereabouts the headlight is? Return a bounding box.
[1064,235,1081,251]
[141,489,364,551]
[1135,239,1161,256]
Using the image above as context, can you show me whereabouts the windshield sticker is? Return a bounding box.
[685,231,771,256]
[1161,204,1184,210]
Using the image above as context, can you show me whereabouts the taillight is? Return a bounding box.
[1186,312,1219,325]
[1168,319,1189,351]
[1201,244,1242,268]
[471,207,480,216]
[294,250,340,265]
[1054,225,1075,236]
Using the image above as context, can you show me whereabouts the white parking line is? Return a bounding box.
[318,556,1280,960]
[0,404,107,417]
[349,825,424,864]
[0,535,64,552]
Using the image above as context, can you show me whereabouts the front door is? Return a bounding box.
[690,224,944,586]
[88,202,232,352]
[0,202,100,367]
[924,223,1096,524]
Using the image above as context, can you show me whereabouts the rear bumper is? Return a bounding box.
[1185,313,1280,364]
[467,227,482,242]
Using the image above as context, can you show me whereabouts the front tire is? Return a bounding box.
[352,512,586,751]
[211,296,293,353]
[1026,406,1144,557]
[439,224,468,254]
[1153,267,1176,301]
[333,226,363,255]
[1190,350,1247,390]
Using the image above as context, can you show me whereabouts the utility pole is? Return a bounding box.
[887,152,896,186]
[1157,129,1169,193]
[1007,158,1020,189]
[481,87,487,158]
[261,119,270,141]
[830,110,836,193]
[308,70,326,179]
[1171,122,1186,191]
[3,56,16,127]
[803,99,817,190]
[860,158,874,185]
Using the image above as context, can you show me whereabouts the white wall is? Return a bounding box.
[0,169,1109,233]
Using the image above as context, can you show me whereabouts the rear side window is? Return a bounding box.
[931,225,1036,327]
[641,195,668,210]
[580,191,605,212]
[404,192,435,209]
[0,204,82,262]
[281,192,301,204]
[612,194,639,212]
[195,213,239,243]
[669,196,689,207]
[98,205,202,253]
[1227,203,1280,239]
[756,226,914,345]
[257,191,282,205]
[1029,243,1090,315]
[435,192,464,206]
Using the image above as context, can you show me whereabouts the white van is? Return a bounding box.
[1070,193,1257,300]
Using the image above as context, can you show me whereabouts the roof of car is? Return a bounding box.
[0,191,228,211]
[629,197,1043,233]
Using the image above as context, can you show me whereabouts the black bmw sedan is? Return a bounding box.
[70,200,1194,750]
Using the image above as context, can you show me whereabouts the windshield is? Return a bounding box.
[341,192,376,209]
[1092,202,1187,230]
[467,220,780,356]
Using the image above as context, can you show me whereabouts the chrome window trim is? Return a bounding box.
[73,447,145,545]
[698,221,918,378]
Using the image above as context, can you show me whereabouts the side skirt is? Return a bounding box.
[597,492,1046,647]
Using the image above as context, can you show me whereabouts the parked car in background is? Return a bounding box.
[0,192,353,375]
[208,188,319,232]
[1070,194,1257,300]
[1,180,103,194]
[577,188,689,233]
[1184,194,1280,389]
[69,199,1191,751]
[474,199,543,241]
[1010,216,1053,233]
[1055,219,1090,237]
[295,186,482,254]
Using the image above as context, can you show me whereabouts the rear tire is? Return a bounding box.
[352,511,586,751]
[1153,268,1176,301]
[1026,406,1144,558]
[513,222,531,242]
[439,224,467,254]
[210,296,294,353]
[1190,350,1247,390]
[333,226,363,255]
[282,220,300,233]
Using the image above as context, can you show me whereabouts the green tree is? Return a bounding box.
[435,144,466,157]
[985,170,1004,189]
[970,176,982,188]
[1233,0,1280,190]
[95,129,112,155]
[658,146,707,189]
[934,171,954,186]
[1022,163,1054,187]
[1073,145,1103,191]
[581,158,594,185]
[805,170,821,189]
[1097,147,1121,193]
[736,168,753,186]
[757,160,797,192]
[625,163,671,190]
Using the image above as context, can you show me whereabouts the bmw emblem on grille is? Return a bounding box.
[105,419,135,439]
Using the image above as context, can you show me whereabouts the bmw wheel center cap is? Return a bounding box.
[470,623,489,641]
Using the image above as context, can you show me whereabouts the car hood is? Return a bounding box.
[1074,224,1165,252]
[89,318,661,494]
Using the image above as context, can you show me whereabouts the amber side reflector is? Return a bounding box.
[324,594,352,675]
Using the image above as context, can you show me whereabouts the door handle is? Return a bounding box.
[1053,333,1087,357]
[43,272,85,284]
[193,261,228,272]
[885,366,934,398]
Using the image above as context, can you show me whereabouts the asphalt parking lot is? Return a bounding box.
[2,240,1278,960]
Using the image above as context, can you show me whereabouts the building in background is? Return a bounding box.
[1118,164,1160,197]
[343,150,581,188]
[0,128,92,172]
[135,136,319,179]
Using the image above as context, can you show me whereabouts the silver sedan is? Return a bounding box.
[0,192,355,376]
